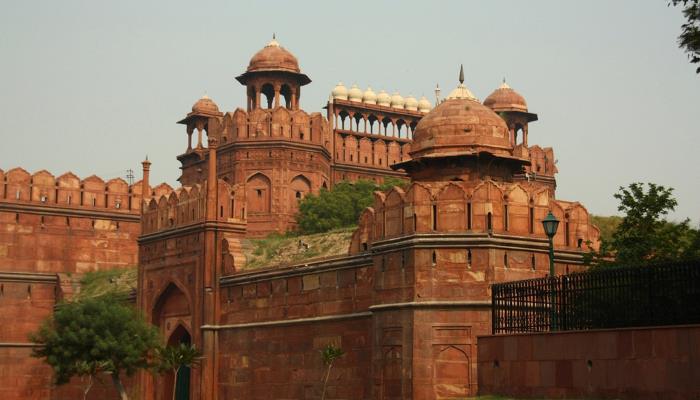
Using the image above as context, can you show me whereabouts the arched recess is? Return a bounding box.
[381,347,403,400]
[289,175,312,212]
[246,173,272,213]
[433,345,471,398]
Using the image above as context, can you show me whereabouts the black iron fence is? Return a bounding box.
[491,260,700,334]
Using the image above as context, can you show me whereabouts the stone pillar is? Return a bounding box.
[523,124,529,146]
[202,137,219,400]
[141,158,151,206]
[187,126,193,151]
[197,125,203,149]
[274,84,281,108]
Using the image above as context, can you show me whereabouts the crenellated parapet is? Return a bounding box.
[349,180,600,255]
[141,179,246,235]
[0,167,170,216]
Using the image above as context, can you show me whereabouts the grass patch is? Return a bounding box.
[77,267,136,300]
[243,227,355,270]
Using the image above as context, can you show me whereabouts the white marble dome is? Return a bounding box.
[362,87,377,104]
[377,90,391,106]
[348,84,363,102]
[390,92,405,109]
[404,94,418,111]
[418,96,432,113]
[331,82,348,100]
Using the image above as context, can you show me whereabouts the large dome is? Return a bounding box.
[410,98,512,158]
[483,81,528,112]
[246,38,300,73]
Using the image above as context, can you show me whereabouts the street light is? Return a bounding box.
[542,211,560,331]
[542,211,560,277]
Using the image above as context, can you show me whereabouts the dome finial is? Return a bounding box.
[273,32,276,40]
[459,64,464,84]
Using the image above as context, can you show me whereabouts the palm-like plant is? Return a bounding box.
[320,344,345,400]
[156,343,201,400]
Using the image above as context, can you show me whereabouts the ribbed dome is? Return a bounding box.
[348,84,363,102]
[483,81,528,112]
[247,38,300,73]
[192,95,220,114]
[410,97,512,159]
[332,82,348,100]
[377,90,391,106]
[404,95,418,111]
[418,96,432,113]
[390,92,405,109]
[362,87,377,104]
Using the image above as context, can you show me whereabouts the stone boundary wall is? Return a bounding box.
[477,325,700,400]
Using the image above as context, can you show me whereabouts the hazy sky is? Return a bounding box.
[1,1,698,222]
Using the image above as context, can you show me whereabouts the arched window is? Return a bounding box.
[280,84,292,108]
[487,212,493,231]
[261,83,274,109]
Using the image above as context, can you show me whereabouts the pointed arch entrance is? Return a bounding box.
[151,282,192,400]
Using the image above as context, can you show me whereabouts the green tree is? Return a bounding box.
[296,178,407,234]
[156,343,201,400]
[670,0,700,73]
[608,182,696,265]
[320,344,345,400]
[30,295,161,400]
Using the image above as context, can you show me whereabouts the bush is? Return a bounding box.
[295,178,406,234]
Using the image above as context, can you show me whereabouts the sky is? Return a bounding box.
[0,0,698,222]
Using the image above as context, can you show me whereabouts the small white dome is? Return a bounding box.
[348,84,363,102]
[332,82,348,100]
[446,83,478,101]
[390,92,405,109]
[377,90,391,106]
[362,86,377,104]
[418,96,432,112]
[404,94,418,111]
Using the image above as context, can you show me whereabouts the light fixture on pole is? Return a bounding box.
[542,210,560,330]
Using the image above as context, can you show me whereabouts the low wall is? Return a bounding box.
[477,324,700,400]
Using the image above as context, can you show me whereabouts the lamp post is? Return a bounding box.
[542,211,560,330]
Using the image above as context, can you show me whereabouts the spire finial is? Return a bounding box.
[503,76,506,84]
[272,33,276,40]
[459,64,464,84]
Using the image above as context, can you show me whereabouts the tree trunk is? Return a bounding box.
[321,363,333,400]
[83,374,93,400]
[111,372,129,400]
[172,367,179,400]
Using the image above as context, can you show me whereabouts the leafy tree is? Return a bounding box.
[319,344,345,400]
[31,295,161,400]
[296,178,407,234]
[670,0,700,73]
[156,343,201,400]
[607,182,697,265]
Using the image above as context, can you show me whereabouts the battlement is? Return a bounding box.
[350,180,600,254]
[0,167,172,214]
[179,107,332,156]
[141,179,245,235]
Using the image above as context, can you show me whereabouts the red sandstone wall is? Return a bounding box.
[0,211,140,274]
[477,325,700,400]
[218,318,372,399]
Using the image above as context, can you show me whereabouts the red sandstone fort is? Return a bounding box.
[0,37,600,399]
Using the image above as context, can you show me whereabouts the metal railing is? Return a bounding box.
[492,260,700,334]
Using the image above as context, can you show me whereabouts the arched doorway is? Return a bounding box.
[151,283,192,400]
[166,325,192,400]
